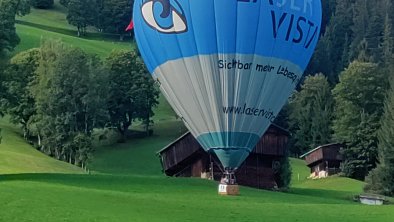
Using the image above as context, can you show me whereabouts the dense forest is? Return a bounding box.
[287,0,394,195]
[1,0,394,196]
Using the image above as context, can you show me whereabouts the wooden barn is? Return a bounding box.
[300,143,343,179]
[157,124,289,190]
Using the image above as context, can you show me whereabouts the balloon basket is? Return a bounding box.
[218,169,239,195]
[218,184,240,196]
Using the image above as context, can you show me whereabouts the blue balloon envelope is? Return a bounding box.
[134,0,322,170]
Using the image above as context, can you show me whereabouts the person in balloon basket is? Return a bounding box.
[220,174,236,185]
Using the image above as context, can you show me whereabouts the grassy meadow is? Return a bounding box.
[0,2,393,222]
[14,0,132,57]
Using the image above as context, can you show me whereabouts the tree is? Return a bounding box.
[0,0,30,55]
[106,50,159,142]
[333,61,388,180]
[59,0,69,7]
[32,40,107,167]
[364,1,384,63]
[307,31,335,82]
[1,48,40,139]
[320,0,337,34]
[30,0,54,9]
[365,72,394,196]
[349,0,369,61]
[98,0,133,40]
[307,0,353,82]
[66,0,97,36]
[326,0,353,75]
[0,61,5,117]
[382,13,393,65]
[289,74,334,156]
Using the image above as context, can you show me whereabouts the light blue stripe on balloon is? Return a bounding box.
[196,132,260,168]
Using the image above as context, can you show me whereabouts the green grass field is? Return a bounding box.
[2,115,394,222]
[1,2,394,222]
[14,1,132,57]
[15,24,132,58]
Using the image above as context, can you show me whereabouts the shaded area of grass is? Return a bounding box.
[16,20,133,42]
[15,24,133,57]
[90,120,185,176]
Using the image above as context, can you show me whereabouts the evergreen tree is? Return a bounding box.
[365,71,394,196]
[382,13,393,65]
[307,29,335,83]
[365,1,384,63]
[339,33,351,74]
[307,0,353,82]
[349,0,368,61]
[0,61,5,117]
[289,74,334,156]
[320,0,337,34]
[333,61,388,180]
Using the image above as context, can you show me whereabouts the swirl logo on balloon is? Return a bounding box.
[141,0,188,34]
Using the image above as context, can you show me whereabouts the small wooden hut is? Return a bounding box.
[300,143,343,178]
[157,124,289,190]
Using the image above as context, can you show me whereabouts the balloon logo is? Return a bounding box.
[134,0,322,180]
[141,0,187,34]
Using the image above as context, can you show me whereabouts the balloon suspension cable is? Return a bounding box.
[208,151,225,174]
[220,168,237,185]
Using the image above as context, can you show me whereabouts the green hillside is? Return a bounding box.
[14,1,132,57]
[0,2,393,222]
[0,118,83,174]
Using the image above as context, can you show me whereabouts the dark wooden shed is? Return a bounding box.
[300,143,343,178]
[157,124,289,190]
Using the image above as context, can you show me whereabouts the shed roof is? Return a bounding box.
[300,143,342,158]
[157,124,289,155]
[157,131,190,154]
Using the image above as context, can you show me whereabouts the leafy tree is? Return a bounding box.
[32,40,107,167]
[66,0,97,36]
[106,50,159,142]
[1,48,40,139]
[59,0,69,7]
[99,0,133,40]
[30,0,54,9]
[0,0,30,55]
[289,74,334,156]
[333,61,388,180]
[365,72,394,196]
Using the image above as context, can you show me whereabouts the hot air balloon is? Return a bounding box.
[133,0,322,193]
